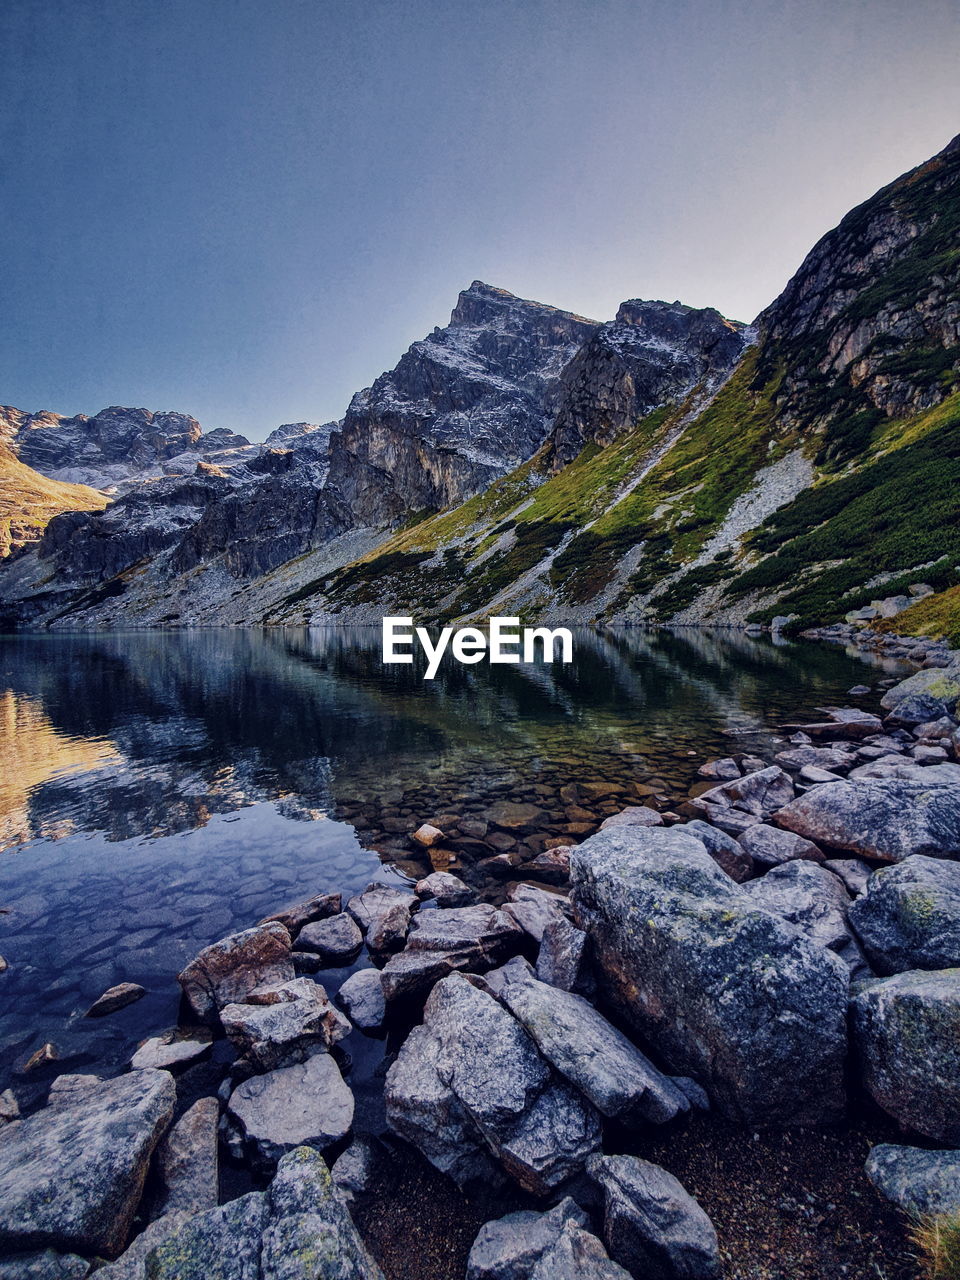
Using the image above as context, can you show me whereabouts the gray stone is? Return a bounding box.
[773,778,960,862]
[226,1053,354,1167]
[851,969,960,1142]
[570,826,848,1124]
[696,758,741,781]
[502,885,572,943]
[155,1097,219,1216]
[404,902,524,961]
[589,1153,721,1280]
[498,973,690,1126]
[178,924,294,1024]
[296,913,363,965]
[384,973,600,1194]
[0,1251,90,1279]
[366,900,413,953]
[824,858,873,897]
[221,978,350,1069]
[775,746,855,773]
[849,755,960,784]
[744,861,853,952]
[0,1069,176,1257]
[467,1198,589,1280]
[331,1135,395,1208]
[880,664,960,715]
[848,855,960,975]
[258,892,341,937]
[84,982,146,1018]
[887,693,952,726]
[130,1027,213,1070]
[737,823,824,867]
[599,807,664,829]
[691,766,795,821]
[681,820,753,882]
[86,1212,193,1280]
[536,917,593,994]
[865,1144,960,1216]
[346,883,417,937]
[529,1221,631,1280]
[336,968,386,1030]
[146,1192,265,1280]
[415,871,478,907]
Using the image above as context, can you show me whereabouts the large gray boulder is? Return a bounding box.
[744,861,853,953]
[848,755,960,785]
[226,1052,354,1168]
[880,664,960,715]
[570,826,849,1124]
[466,1198,589,1280]
[851,969,960,1143]
[220,978,351,1070]
[177,923,294,1024]
[773,778,960,862]
[865,1144,960,1217]
[384,972,600,1194]
[497,972,690,1126]
[848,856,960,974]
[0,1069,176,1258]
[588,1153,721,1280]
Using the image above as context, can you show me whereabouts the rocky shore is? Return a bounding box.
[2,645,960,1279]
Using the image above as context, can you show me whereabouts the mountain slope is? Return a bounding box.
[0,446,107,560]
[287,133,959,630]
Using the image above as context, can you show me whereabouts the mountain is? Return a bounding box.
[0,446,107,560]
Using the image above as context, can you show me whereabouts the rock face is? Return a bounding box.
[851,969,960,1142]
[570,826,849,1124]
[226,1052,355,1167]
[546,299,750,469]
[325,283,597,526]
[177,923,294,1024]
[744,861,854,953]
[0,1069,176,1257]
[384,972,600,1193]
[588,1154,721,1280]
[466,1198,589,1280]
[865,1144,960,1217]
[773,778,960,862]
[848,855,960,974]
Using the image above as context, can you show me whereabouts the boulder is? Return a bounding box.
[529,1221,631,1280]
[415,871,478,906]
[130,1027,213,1070]
[848,855,960,974]
[384,973,600,1194]
[887,693,952,726]
[336,968,386,1030]
[851,969,960,1142]
[401,902,523,963]
[865,1144,960,1217]
[536,917,593,995]
[346,883,417,937]
[0,1069,176,1257]
[588,1154,721,1280]
[600,807,664,830]
[331,1135,396,1208]
[775,746,855,773]
[880,664,960,715]
[696,759,741,781]
[178,924,294,1024]
[502,885,572,943]
[84,982,146,1018]
[498,972,690,1126]
[466,1198,589,1280]
[681,820,753,882]
[296,913,364,965]
[0,1251,91,1279]
[258,891,341,936]
[737,823,823,867]
[226,1053,354,1167]
[155,1097,219,1215]
[848,755,960,785]
[220,978,350,1070]
[570,826,848,1124]
[744,861,853,952]
[691,766,795,821]
[773,778,960,862]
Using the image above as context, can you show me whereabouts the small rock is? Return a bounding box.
[84,982,146,1018]
[131,1027,213,1071]
[23,1042,59,1072]
[226,1053,354,1168]
[413,823,444,847]
[682,820,753,882]
[331,1134,396,1208]
[599,807,664,830]
[824,858,873,897]
[415,871,478,906]
[347,883,418,938]
[366,900,412,953]
[530,1220,631,1280]
[484,801,547,832]
[523,848,572,884]
[697,758,741,781]
[745,861,854,952]
[337,968,386,1030]
[737,823,824,867]
[296,913,364,965]
[849,685,871,696]
[0,1250,91,1279]
[221,977,351,1069]
[466,1197,589,1280]
[258,891,341,936]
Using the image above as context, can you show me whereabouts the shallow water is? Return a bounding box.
[0,626,910,1096]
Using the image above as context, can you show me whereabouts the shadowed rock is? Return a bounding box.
[848,855,960,974]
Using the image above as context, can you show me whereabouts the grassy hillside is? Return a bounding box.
[0,446,107,559]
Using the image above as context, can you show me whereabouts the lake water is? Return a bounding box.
[0,627,911,1101]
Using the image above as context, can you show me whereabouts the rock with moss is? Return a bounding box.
[851,969,960,1143]
[865,1144,960,1217]
[880,664,960,716]
[570,825,849,1125]
[848,855,960,974]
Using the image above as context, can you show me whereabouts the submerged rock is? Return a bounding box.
[0,1069,176,1257]
[84,982,146,1018]
[221,978,351,1070]
[178,923,294,1024]
[848,855,960,974]
[851,969,960,1143]
[226,1052,354,1167]
[570,826,848,1124]
[865,1144,960,1217]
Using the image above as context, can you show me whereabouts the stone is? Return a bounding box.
[226,1053,354,1167]
[403,902,524,961]
[155,1097,219,1215]
[415,871,478,906]
[146,1192,266,1279]
[384,973,600,1194]
[851,969,960,1143]
[0,1089,20,1127]
[84,981,146,1018]
[744,861,853,952]
[848,855,960,975]
[484,801,547,832]
[258,892,341,936]
[799,765,843,784]
[536,917,593,994]
[413,823,444,846]
[880,664,960,716]
[336,968,386,1030]
[131,1027,213,1070]
[366,900,412,953]
[178,924,294,1024]
[0,1068,176,1257]
[782,711,883,739]
[849,754,960,784]
[529,1223,630,1280]
[570,826,848,1124]
[498,972,690,1126]
[331,1135,396,1208]
[887,693,952,726]
[589,1154,721,1280]
[24,1043,59,1071]
[691,766,795,821]
[681,820,753,882]
[825,857,873,897]
[849,685,871,696]
[599,807,664,830]
[466,1198,590,1280]
[696,758,741,780]
[737,823,824,867]
[296,913,363,965]
[0,1250,91,1278]
[775,746,855,773]
[220,978,350,1069]
[773,778,960,862]
[346,883,417,938]
[502,885,572,942]
[85,1211,193,1280]
[524,848,572,885]
[865,1144,960,1217]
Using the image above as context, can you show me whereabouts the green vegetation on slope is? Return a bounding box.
[0,446,107,559]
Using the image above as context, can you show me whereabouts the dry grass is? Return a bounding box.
[0,445,107,558]
[911,1213,960,1279]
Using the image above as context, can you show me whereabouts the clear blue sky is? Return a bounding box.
[2,0,958,441]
